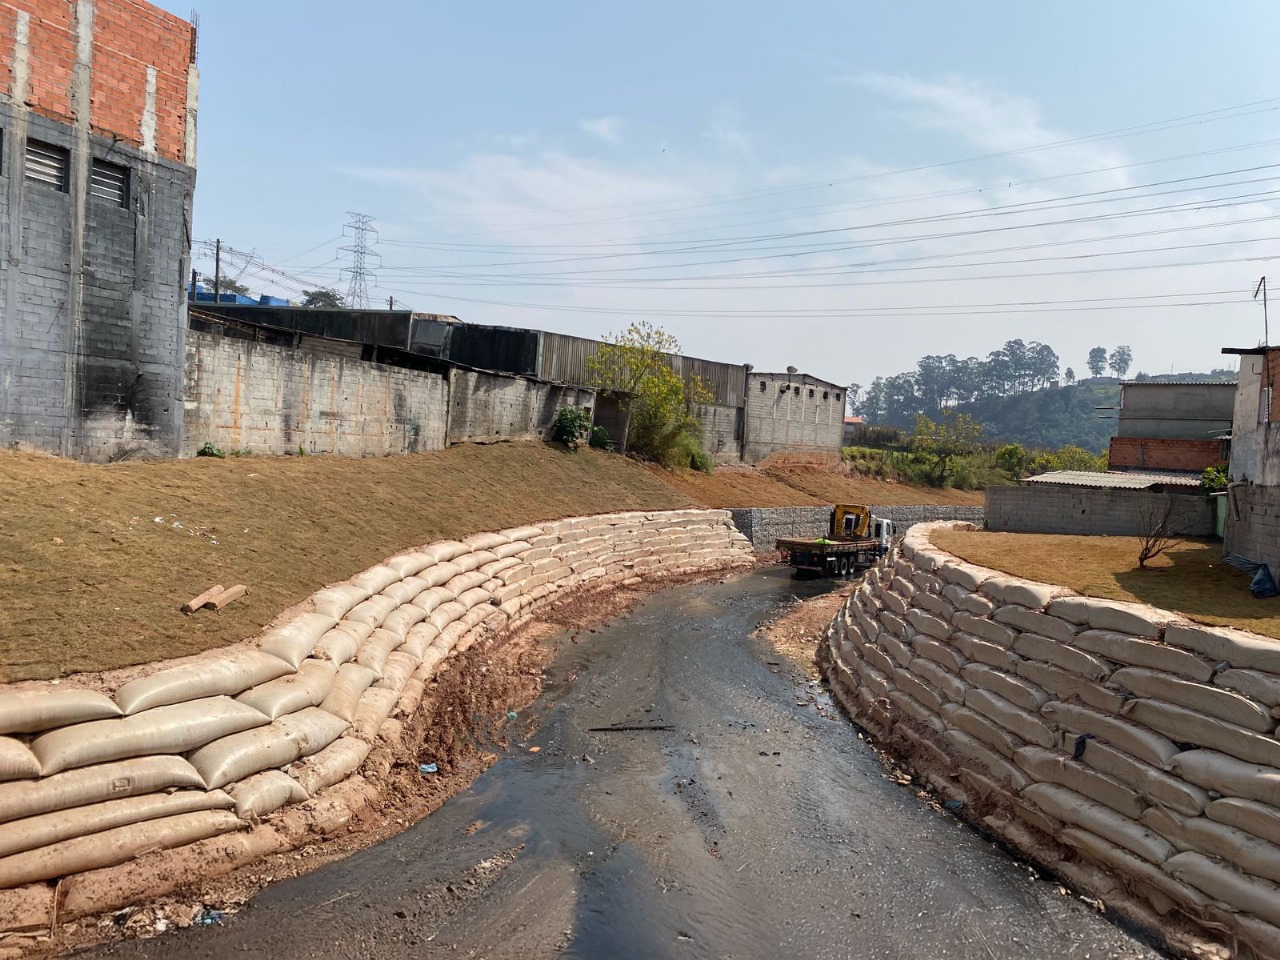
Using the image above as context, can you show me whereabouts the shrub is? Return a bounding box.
[551,406,592,450]
[589,425,612,450]
[196,442,225,458]
[994,443,1027,478]
[1200,464,1228,493]
[689,447,715,474]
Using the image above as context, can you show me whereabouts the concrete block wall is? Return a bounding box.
[821,521,1280,959]
[1224,483,1280,574]
[695,402,742,464]
[1108,437,1225,473]
[0,509,754,936]
[743,372,844,464]
[182,328,448,457]
[986,485,1214,537]
[445,368,594,445]
[729,504,985,551]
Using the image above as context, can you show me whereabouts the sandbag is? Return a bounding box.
[1014,660,1125,714]
[499,526,544,542]
[461,532,510,551]
[1041,701,1179,768]
[1014,746,1143,819]
[403,623,440,659]
[452,551,499,574]
[1023,782,1174,863]
[1010,633,1109,681]
[381,578,425,606]
[963,688,1056,749]
[236,659,338,720]
[319,664,378,723]
[1216,668,1280,708]
[491,541,531,561]
[1170,750,1280,806]
[32,698,268,776]
[385,553,435,578]
[1165,850,1280,928]
[258,613,338,668]
[0,689,120,735]
[0,740,40,782]
[1072,629,1213,682]
[289,738,371,797]
[0,756,205,825]
[375,651,420,694]
[310,583,370,620]
[355,629,402,677]
[348,565,401,594]
[942,729,1029,789]
[445,571,489,596]
[1110,666,1272,731]
[0,788,234,859]
[312,623,366,664]
[417,562,464,589]
[1058,827,1210,914]
[961,663,1049,712]
[1074,738,1208,817]
[941,704,1021,759]
[1207,797,1280,847]
[427,601,469,632]
[352,687,399,740]
[413,586,457,615]
[345,595,398,628]
[381,602,427,637]
[1121,698,1280,768]
[226,770,308,820]
[421,541,469,563]
[115,650,294,715]
[0,810,244,889]
[188,707,350,789]
[456,587,493,610]
[1141,806,1280,885]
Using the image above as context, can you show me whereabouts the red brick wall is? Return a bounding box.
[0,0,193,164]
[1107,436,1226,473]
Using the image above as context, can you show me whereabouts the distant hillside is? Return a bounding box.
[957,381,1118,453]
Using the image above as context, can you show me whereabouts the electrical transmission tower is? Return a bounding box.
[339,212,381,308]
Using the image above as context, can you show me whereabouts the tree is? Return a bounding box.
[586,322,712,467]
[910,412,984,486]
[846,383,862,414]
[1064,367,1076,384]
[1109,345,1134,379]
[1087,347,1108,378]
[1136,494,1183,568]
[300,288,345,309]
[199,273,250,297]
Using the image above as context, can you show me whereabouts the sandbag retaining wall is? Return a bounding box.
[822,520,1280,959]
[0,509,753,934]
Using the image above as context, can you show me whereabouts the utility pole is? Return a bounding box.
[388,296,395,310]
[1255,276,1270,347]
[339,213,380,309]
[213,238,221,302]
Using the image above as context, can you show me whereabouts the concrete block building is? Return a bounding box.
[0,0,198,461]
[1222,346,1280,573]
[1106,381,1234,473]
[743,370,845,463]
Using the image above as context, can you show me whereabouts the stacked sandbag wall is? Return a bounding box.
[820,520,1280,959]
[0,509,752,934]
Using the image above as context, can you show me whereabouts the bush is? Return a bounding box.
[1200,464,1228,493]
[551,407,592,450]
[589,425,612,450]
[689,447,715,474]
[994,443,1027,478]
[196,442,225,459]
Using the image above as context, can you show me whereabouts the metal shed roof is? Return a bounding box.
[1024,470,1202,489]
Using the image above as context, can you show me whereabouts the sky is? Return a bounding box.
[165,1,1280,389]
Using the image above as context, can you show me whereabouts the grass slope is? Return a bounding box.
[933,530,1280,641]
[650,464,983,509]
[0,445,693,680]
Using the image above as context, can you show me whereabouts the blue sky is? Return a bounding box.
[165,1,1280,386]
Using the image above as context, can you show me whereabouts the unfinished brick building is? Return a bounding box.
[0,0,197,460]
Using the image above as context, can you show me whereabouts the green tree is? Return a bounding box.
[1064,367,1076,384]
[1087,347,1108,378]
[300,288,345,308]
[910,412,984,486]
[1109,345,1134,379]
[586,322,712,467]
[994,443,1028,478]
[199,273,250,297]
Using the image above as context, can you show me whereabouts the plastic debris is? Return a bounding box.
[943,799,964,811]
[506,710,518,721]
[419,762,438,774]
[528,746,541,754]
[195,907,226,926]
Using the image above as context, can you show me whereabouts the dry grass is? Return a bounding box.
[652,463,983,509]
[0,445,692,680]
[932,530,1280,641]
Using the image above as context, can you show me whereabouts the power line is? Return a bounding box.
[338,213,380,308]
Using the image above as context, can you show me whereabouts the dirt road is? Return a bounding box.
[83,568,1161,960]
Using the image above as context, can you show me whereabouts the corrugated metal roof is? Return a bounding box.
[1119,380,1237,387]
[1024,470,1202,489]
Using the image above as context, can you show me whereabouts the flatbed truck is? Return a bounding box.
[777,504,895,577]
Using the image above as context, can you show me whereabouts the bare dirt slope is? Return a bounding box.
[0,445,692,680]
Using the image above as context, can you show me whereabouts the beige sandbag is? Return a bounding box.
[0,788,234,859]
[491,541,531,560]
[355,629,402,677]
[1010,633,1109,681]
[1023,782,1174,863]
[289,738,371,796]
[1072,629,1213,682]
[380,578,425,606]
[237,659,338,720]
[115,650,294,716]
[456,587,493,611]
[0,689,120,735]
[1207,797,1280,847]
[0,756,205,825]
[384,555,435,578]
[0,810,244,889]
[313,621,372,664]
[1216,668,1280,708]
[1170,750,1280,807]
[1014,660,1125,714]
[500,525,544,542]
[1141,806,1280,885]
[0,740,40,782]
[461,531,509,551]
[909,658,967,704]
[412,586,457,615]
[1111,667,1272,732]
[1058,827,1210,913]
[226,770,308,820]
[346,595,398,628]
[941,704,1021,759]
[381,602,427,637]
[422,541,469,563]
[961,663,1049,711]
[1121,698,1280,768]
[375,651,420,694]
[427,601,469,632]
[349,565,401,594]
[258,613,339,668]
[32,698,268,776]
[1165,850,1280,928]
[352,686,400,740]
[310,583,370,620]
[942,729,1030,790]
[1074,738,1207,816]
[1041,701,1179,768]
[445,571,489,596]
[1014,746,1142,818]
[319,663,377,723]
[417,561,464,589]
[188,707,349,789]
[963,688,1056,749]
[403,623,440,659]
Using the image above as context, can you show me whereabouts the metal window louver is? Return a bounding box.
[90,159,128,206]
[24,140,69,191]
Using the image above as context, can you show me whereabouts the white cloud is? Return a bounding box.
[579,117,623,145]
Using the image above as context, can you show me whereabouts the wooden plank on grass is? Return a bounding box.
[181,585,225,615]
[204,585,247,611]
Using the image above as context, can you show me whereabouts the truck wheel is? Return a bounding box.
[838,556,850,577]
